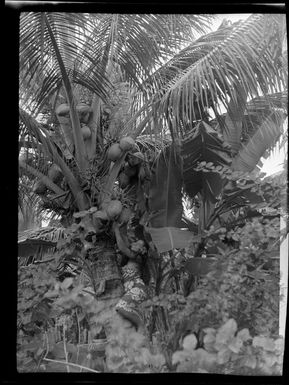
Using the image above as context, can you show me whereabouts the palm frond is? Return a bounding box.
[146,14,286,133]
[142,19,241,96]
[20,160,65,195]
[44,14,88,173]
[18,226,66,260]
[231,111,285,172]
[20,13,214,116]
[18,176,43,223]
[87,14,214,88]
[20,12,112,113]
[19,108,88,211]
[246,91,288,114]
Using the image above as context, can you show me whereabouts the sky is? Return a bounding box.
[212,13,252,27]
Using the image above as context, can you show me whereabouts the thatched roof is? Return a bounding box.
[18,226,66,259]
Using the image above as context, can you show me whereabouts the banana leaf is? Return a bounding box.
[181,121,232,203]
[148,144,183,227]
[146,226,200,253]
[184,257,217,276]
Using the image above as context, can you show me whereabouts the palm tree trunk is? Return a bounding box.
[81,245,126,341]
[88,247,124,299]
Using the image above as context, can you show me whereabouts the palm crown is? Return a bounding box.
[19,12,287,219]
[19,12,287,293]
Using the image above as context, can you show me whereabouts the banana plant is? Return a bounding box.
[147,95,286,248]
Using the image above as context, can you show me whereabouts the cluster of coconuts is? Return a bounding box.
[72,204,134,257]
[19,152,63,196]
[82,200,130,236]
[94,200,134,224]
[107,136,145,189]
[55,102,92,140]
[101,199,123,221]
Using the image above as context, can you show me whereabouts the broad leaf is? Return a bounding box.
[237,328,252,342]
[181,121,232,203]
[183,334,198,351]
[184,257,217,276]
[215,319,238,346]
[221,82,247,155]
[61,277,74,290]
[146,226,199,253]
[217,347,231,365]
[148,144,183,227]
[216,179,265,219]
[252,336,276,351]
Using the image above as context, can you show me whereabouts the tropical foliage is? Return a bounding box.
[18,12,287,373]
[172,318,284,375]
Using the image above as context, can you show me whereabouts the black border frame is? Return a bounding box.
[3,1,288,384]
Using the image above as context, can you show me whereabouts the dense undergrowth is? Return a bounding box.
[17,212,285,374]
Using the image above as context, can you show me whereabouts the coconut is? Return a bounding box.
[48,163,62,183]
[76,103,92,114]
[118,172,130,189]
[107,143,123,162]
[93,210,109,221]
[33,181,47,195]
[56,103,70,116]
[76,103,92,124]
[81,125,91,140]
[105,200,123,220]
[127,151,144,167]
[119,136,135,152]
[118,207,132,224]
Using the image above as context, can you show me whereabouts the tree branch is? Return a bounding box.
[43,358,100,373]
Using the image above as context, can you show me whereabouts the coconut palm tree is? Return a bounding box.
[18,12,287,338]
[19,12,214,328]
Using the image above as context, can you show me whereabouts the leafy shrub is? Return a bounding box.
[17,258,103,373]
[172,318,284,375]
[166,216,280,341]
[17,181,284,373]
[105,319,167,373]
